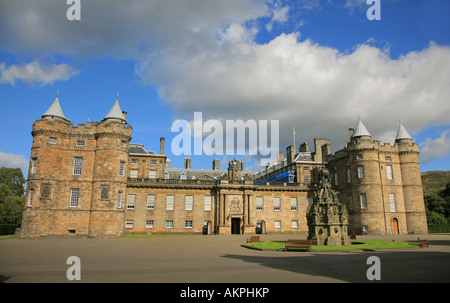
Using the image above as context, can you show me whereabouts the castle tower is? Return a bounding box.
[20,92,132,238]
[21,92,93,238]
[395,122,428,234]
[88,94,132,237]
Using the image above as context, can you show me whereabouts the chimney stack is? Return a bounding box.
[348,128,354,140]
[184,157,191,169]
[212,158,220,170]
[160,137,165,155]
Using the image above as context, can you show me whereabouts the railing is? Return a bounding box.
[127,178,216,185]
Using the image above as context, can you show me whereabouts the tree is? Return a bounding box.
[0,167,26,225]
[0,196,23,224]
[0,167,26,197]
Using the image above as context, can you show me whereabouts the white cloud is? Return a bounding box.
[0,61,79,87]
[420,130,450,164]
[0,151,28,170]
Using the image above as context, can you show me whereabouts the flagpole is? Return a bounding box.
[293,126,296,152]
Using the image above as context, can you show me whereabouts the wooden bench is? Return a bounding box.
[417,237,429,248]
[285,239,312,252]
[246,236,260,243]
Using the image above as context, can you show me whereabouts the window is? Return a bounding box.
[360,193,367,209]
[28,190,35,207]
[290,197,297,211]
[204,196,212,211]
[126,220,134,228]
[166,195,174,210]
[148,171,157,179]
[70,188,79,207]
[362,225,369,233]
[119,161,125,176]
[150,160,157,166]
[147,195,155,210]
[185,195,193,210]
[256,197,263,211]
[146,220,154,229]
[385,156,391,161]
[49,137,57,144]
[127,194,135,209]
[303,167,310,171]
[121,141,127,148]
[346,169,351,183]
[348,196,353,211]
[389,193,397,212]
[307,197,314,207]
[164,172,170,179]
[304,176,310,183]
[73,157,83,175]
[386,165,393,180]
[273,197,280,211]
[274,220,281,229]
[357,166,365,179]
[130,170,138,179]
[356,154,363,159]
[131,159,139,164]
[291,220,298,228]
[334,173,338,186]
[180,172,187,180]
[117,192,123,208]
[31,159,37,174]
[165,220,173,229]
[185,220,193,229]
[76,140,84,147]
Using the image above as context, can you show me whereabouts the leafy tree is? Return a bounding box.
[0,167,26,224]
[0,167,26,197]
[0,196,23,224]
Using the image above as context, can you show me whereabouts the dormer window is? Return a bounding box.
[180,172,187,180]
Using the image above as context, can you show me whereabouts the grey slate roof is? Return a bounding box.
[42,95,70,122]
[353,118,371,138]
[103,98,126,122]
[396,123,413,141]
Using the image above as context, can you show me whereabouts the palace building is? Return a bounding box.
[19,94,428,238]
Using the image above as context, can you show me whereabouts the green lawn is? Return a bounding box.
[243,240,420,251]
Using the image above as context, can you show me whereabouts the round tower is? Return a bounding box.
[88,94,132,237]
[395,122,428,234]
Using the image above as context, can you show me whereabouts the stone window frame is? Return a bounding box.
[273,197,281,211]
[28,189,35,207]
[185,195,194,211]
[204,196,212,211]
[127,194,136,209]
[70,188,79,207]
[166,195,175,210]
[290,197,298,211]
[256,197,263,211]
[147,194,155,210]
[73,157,83,175]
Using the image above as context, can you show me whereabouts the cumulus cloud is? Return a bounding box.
[1,0,449,160]
[0,151,28,170]
[0,61,79,87]
[420,130,450,164]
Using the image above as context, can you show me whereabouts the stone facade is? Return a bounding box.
[20,95,428,238]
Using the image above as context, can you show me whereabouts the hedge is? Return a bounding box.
[428,224,450,233]
[0,224,17,235]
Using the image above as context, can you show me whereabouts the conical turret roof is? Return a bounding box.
[353,118,371,138]
[396,121,413,141]
[102,94,126,122]
[42,91,70,122]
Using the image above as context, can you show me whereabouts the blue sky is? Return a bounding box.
[0,0,449,176]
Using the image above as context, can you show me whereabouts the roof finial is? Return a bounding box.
[116,92,119,100]
[57,89,59,97]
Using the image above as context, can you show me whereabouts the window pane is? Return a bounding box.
[166,195,174,210]
[73,157,83,175]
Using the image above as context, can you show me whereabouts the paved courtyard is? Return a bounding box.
[1,233,449,284]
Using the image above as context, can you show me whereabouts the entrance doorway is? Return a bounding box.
[392,218,399,235]
[231,218,241,234]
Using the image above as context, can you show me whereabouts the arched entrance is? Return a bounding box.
[392,218,399,235]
